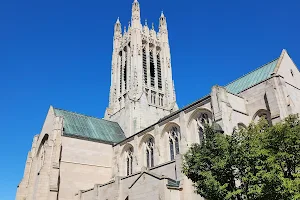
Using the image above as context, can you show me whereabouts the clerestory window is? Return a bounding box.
[145,137,154,168]
[126,147,133,176]
[196,113,211,144]
[169,127,180,161]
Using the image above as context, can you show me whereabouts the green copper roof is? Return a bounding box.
[167,180,180,188]
[225,58,279,94]
[53,108,126,143]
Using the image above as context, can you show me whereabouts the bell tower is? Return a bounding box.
[105,0,178,137]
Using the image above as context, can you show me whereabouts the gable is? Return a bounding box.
[35,106,57,156]
[53,108,126,143]
[130,173,161,189]
[276,50,300,88]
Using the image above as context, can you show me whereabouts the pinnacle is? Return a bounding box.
[116,17,120,24]
[161,11,165,18]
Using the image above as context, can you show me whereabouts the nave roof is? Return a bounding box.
[225,58,279,94]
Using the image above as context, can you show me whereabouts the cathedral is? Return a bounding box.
[16,0,300,200]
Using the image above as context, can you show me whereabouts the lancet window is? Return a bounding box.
[145,89,149,101]
[168,127,180,161]
[151,91,156,104]
[125,147,134,176]
[196,113,211,144]
[145,137,154,168]
[159,94,164,106]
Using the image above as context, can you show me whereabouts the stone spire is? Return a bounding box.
[131,0,141,28]
[114,17,122,35]
[159,11,167,32]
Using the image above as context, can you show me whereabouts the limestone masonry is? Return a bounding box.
[16,1,300,200]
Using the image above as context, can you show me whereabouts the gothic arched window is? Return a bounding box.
[145,137,154,168]
[196,113,211,144]
[169,127,180,161]
[253,109,272,125]
[125,147,134,176]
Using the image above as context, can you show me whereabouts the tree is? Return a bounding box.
[182,115,300,200]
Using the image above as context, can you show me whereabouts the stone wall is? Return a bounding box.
[59,136,113,200]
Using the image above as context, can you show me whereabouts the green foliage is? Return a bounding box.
[182,115,300,200]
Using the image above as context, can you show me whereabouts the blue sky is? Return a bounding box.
[0,0,299,199]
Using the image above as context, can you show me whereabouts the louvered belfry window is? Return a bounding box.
[119,51,123,94]
[143,48,147,85]
[157,53,162,90]
[150,51,155,87]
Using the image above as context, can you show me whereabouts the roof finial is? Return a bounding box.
[116,17,120,24]
[161,10,165,18]
[145,19,148,26]
[152,22,154,30]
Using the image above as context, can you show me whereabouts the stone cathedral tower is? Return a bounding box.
[105,0,178,137]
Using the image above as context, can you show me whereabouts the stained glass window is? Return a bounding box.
[170,139,174,160]
[168,127,180,161]
[145,137,154,168]
[126,147,134,176]
[196,112,212,144]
